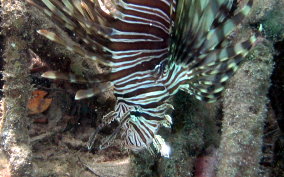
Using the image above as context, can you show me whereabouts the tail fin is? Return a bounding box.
[170,0,255,102]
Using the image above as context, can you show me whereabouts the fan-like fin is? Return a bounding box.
[169,0,234,64]
[42,71,88,83]
[75,82,113,100]
[42,70,112,83]
[170,0,255,102]
[42,70,112,100]
[27,0,116,66]
[187,35,257,102]
[37,30,112,66]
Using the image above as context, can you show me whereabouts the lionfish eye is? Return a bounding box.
[130,111,141,117]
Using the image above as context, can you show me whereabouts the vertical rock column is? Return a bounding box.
[217,42,274,177]
[0,1,33,176]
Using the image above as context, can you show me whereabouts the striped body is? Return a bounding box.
[114,63,190,149]
[28,0,256,153]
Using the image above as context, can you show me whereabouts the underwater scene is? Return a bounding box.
[0,0,284,176]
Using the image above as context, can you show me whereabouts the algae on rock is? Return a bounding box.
[217,41,274,177]
[0,1,33,176]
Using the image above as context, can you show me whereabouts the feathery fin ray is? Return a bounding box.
[170,0,255,102]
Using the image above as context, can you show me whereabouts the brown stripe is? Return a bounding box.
[124,0,172,16]
[131,122,147,145]
[140,121,155,138]
[109,57,164,81]
[111,50,166,63]
[140,112,162,121]
[115,85,165,98]
[114,75,155,88]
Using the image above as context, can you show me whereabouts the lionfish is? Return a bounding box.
[27,0,255,157]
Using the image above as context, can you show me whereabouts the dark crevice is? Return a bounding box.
[269,40,284,132]
[268,39,284,176]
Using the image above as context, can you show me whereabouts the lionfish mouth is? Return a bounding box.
[27,0,256,156]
